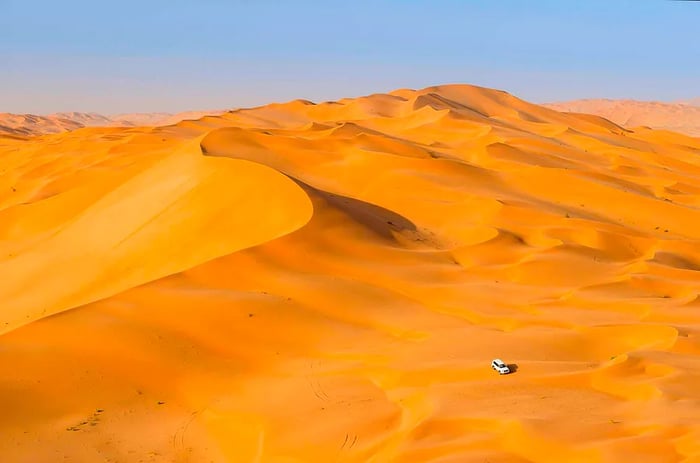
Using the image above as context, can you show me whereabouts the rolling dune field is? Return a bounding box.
[2,84,700,463]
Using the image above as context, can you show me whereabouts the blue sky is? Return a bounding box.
[1,0,698,114]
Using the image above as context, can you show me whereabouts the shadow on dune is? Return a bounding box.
[507,364,518,374]
[652,252,700,271]
[197,127,419,242]
[293,179,417,241]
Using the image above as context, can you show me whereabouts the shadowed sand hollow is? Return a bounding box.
[2,84,700,462]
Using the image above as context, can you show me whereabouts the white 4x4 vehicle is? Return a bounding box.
[491,359,510,375]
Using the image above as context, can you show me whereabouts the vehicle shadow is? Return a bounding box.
[507,364,518,373]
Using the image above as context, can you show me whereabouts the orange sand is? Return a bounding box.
[2,84,700,462]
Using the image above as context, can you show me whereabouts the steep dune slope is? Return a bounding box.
[0,130,312,334]
[2,84,700,462]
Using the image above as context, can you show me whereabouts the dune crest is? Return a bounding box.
[2,83,700,462]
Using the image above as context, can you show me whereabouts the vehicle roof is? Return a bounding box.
[492,358,505,364]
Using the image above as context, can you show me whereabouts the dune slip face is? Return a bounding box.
[2,84,700,462]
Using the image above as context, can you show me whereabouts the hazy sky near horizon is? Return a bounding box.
[1,0,698,114]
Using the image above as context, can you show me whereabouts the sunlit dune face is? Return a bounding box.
[2,84,700,462]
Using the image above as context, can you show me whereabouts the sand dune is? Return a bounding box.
[678,98,700,107]
[2,83,700,462]
[543,99,700,137]
[0,110,227,136]
[108,111,227,127]
[0,112,84,136]
[50,112,115,127]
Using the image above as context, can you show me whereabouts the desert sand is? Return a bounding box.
[2,84,700,462]
[544,99,700,137]
[678,99,700,108]
[0,112,84,136]
[0,110,226,136]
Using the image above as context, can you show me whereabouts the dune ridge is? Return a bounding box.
[2,83,700,462]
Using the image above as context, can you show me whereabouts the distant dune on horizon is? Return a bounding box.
[4,88,700,139]
[678,97,700,107]
[543,98,700,137]
[2,82,700,462]
[0,109,227,136]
